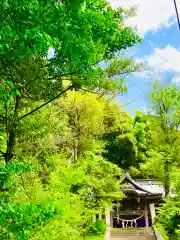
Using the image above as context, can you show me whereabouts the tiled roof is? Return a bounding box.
[120,173,165,196]
[135,179,164,195]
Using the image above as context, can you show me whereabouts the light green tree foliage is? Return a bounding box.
[155,167,180,239]
[148,83,180,196]
[13,92,129,193]
[130,112,165,178]
[15,92,121,160]
[15,103,69,158]
[131,106,180,183]
[0,91,126,239]
[58,91,107,160]
[13,103,70,184]
[0,0,141,163]
[0,0,143,238]
[155,195,180,240]
[0,160,85,240]
[0,155,123,240]
[17,91,137,166]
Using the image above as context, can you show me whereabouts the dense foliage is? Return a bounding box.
[0,0,141,163]
[155,196,180,240]
[129,83,180,239]
[0,155,123,239]
[155,169,180,239]
[0,0,144,238]
[1,0,180,239]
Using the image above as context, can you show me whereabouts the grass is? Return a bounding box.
[84,235,104,240]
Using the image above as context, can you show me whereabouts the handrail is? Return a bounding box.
[153,226,164,240]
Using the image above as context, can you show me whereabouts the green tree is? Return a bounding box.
[0,154,123,239]
[58,91,107,161]
[14,92,129,187]
[155,196,180,240]
[133,111,149,164]
[103,104,138,170]
[0,0,141,163]
[15,92,118,161]
[130,112,163,178]
[149,83,180,197]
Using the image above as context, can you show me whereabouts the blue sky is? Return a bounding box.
[109,0,180,115]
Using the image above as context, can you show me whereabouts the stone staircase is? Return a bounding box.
[111,228,156,240]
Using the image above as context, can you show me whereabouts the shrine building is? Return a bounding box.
[106,173,166,229]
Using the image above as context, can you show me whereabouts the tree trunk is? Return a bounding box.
[4,96,20,163]
[164,159,170,198]
[5,127,17,163]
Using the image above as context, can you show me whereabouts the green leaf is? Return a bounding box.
[6,80,15,89]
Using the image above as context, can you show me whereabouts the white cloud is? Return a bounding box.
[140,107,156,115]
[132,70,159,81]
[109,0,178,35]
[145,45,180,73]
[172,75,180,83]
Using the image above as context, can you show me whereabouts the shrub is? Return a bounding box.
[88,220,105,235]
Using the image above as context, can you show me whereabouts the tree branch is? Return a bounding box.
[20,85,74,120]
[107,69,147,77]
[80,88,102,95]
[14,96,20,118]
[47,56,105,81]
[48,72,78,80]
[0,150,5,156]
[63,108,77,127]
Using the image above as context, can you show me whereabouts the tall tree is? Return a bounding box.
[0,0,142,163]
[102,104,138,170]
[149,82,180,197]
[130,112,165,179]
[58,91,107,161]
[133,111,149,164]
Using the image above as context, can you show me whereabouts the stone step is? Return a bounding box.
[111,228,156,240]
[111,237,155,240]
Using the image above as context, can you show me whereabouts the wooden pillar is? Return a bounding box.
[105,227,111,240]
[99,213,102,220]
[145,200,149,227]
[106,208,111,226]
[92,215,96,223]
[105,208,111,240]
[150,203,156,223]
[110,211,113,227]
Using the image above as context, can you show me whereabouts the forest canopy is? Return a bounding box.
[0,0,143,239]
[0,0,179,239]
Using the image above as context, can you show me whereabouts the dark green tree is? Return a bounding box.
[102,104,138,170]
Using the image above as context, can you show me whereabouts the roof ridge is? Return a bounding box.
[120,173,153,194]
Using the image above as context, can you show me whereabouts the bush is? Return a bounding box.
[88,220,105,235]
[155,196,180,240]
